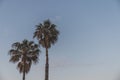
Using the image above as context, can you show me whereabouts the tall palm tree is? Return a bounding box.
[8,39,40,80]
[33,19,59,80]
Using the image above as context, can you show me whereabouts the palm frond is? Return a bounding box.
[9,55,20,63]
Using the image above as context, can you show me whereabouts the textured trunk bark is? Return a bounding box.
[23,71,25,80]
[45,48,49,80]
[23,60,26,80]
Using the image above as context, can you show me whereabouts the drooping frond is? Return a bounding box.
[9,54,21,63]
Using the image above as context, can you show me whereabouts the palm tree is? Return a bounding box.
[8,39,40,80]
[33,19,59,80]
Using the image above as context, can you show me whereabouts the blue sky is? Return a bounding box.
[1,0,120,80]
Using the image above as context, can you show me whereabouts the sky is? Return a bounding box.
[1,0,120,80]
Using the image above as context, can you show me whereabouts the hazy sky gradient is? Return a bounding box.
[1,0,120,80]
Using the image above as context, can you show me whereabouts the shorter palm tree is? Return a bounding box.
[8,39,40,80]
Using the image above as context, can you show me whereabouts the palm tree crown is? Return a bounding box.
[33,19,59,48]
[9,39,40,74]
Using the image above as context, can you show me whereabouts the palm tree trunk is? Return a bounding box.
[45,48,49,80]
[23,60,26,80]
[23,71,25,80]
